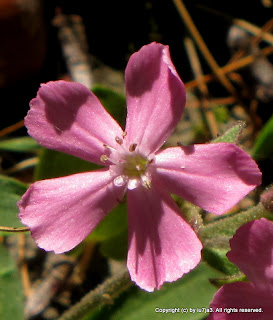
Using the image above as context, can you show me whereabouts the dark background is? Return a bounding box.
[1,0,272,129]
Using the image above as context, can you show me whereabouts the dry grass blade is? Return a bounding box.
[184,37,219,138]
[0,120,24,137]
[234,18,273,45]
[172,0,238,97]
[186,46,273,90]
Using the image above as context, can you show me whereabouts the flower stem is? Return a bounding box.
[199,202,272,244]
[59,265,132,320]
[180,200,204,234]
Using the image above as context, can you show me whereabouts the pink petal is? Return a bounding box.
[153,143,261,214]
[26,81,123,165]
[18,169,123,253]
[124,42,186,155]
[227,218,273,293]
[208,282,272,320]
[127,185,202,291]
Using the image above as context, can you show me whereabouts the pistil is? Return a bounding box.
[103,138,153,190]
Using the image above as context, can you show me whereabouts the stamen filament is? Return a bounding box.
[103,143,116,151]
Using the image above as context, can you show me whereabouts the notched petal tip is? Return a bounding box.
[129,244,202,292]
[17,170,122,254]
[162,45,180,78]
[127,187,202,292]
[27,81,91,134]
[229,143,262,186]
[25,80,123,164]
[125,42,186,154]
[154,143,262,215]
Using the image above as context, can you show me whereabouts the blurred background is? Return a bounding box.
[1,0,272,127]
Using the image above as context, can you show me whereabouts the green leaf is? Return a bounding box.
[99,229,128,260]
[90,203,127,242]
[200,203,271,242]
[212,121,245,144]
[35,148,100,180]
[212,105,229,123]
[0,175,27,233]
[252,113,273,160]
[90,203,128,260]
[0,244,24,319]
[209,273,246,287]
[202,246,239,276]
[0,137,40,152]
[86,263,221,320]
[92,85,126,127]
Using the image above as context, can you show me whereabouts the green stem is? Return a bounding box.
[180,200,204,233]
[199,202,272,244]
[59,265,132,320]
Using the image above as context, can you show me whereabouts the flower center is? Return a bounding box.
[101,134,153,190]
[123,154,148,178]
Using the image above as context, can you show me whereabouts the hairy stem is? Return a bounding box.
[59,265,132,320]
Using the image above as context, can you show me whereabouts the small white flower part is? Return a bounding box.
[114,175,128,187]
[103,137,153,191]
[141,175,152,189]
[128,179,140,190]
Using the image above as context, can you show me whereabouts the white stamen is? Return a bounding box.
[141,175,152,189]
[114,175,128,187]
[107,136,153,191]
[128,179,140,190]
[101,155,120,165]
[103,143,116,151]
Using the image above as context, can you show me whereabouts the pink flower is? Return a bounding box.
[18,42,261,291]
[208,218,273,319]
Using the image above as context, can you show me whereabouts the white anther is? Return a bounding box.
[128,179,140,190]
[114,175,128,187]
